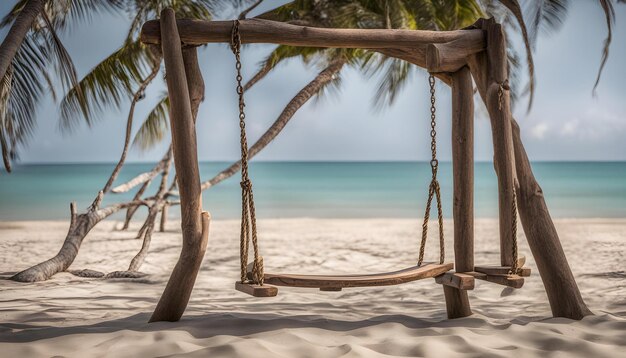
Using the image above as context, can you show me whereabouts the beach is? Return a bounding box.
[0,217,624,357]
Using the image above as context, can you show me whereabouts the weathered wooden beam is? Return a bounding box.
[141,18,485,48]
[451,66,475,274]
[474,19,517,267]
[511,119,592,318]
[435,272,475,290]
[466,271,524,289]
[474,265,531,277]
[149,8,208,323]
[442,66,475,319]
[468,18,591,319]
[443,286,472,319]
[235,282,278,297]
[426,39,478,73]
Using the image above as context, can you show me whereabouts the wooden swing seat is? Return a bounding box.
[236,262,453,296]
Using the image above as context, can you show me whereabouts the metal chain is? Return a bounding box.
[418,75,445,266]
[231,20,264,285]
[497,79,519,275]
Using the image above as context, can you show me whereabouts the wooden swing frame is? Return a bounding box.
[144,9,591,323]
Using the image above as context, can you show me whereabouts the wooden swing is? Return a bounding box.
[148,10,609,325]
[227,20,525,298]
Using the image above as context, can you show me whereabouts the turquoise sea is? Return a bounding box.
[0,162,625,221]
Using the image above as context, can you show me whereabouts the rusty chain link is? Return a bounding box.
[418,75,445,266]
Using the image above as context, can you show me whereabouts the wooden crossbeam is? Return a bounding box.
[465,272,524,289]
[140,18,485,73]
[474,265,531,277]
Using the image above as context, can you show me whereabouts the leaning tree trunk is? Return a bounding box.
[102,57,162,193]
[10,193,139,282]
[0,0,46,83]
[150,9,208,322]
[201,59,346,189]
[467,18,590,319]
[511,119,592,319]
[127,151,173,272]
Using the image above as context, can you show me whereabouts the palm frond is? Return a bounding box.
[40,12,82,102]
[133,94,170,151]
[0,34,50,171]
[59,40,155,131]
[496,0,535,111]
[593,0,615,96]
[126,0,215,42]
[1,0,124,29]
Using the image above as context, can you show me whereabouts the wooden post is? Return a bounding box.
[443,66,474,319]
[468,18,591,319]
[479,19,516,266]
[511,119,592,319]
[150,8,209,323]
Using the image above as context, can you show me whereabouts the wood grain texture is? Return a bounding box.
[441,66,475,319]
[141,18,485,48]
[435,272,475,290]
[149,9,207,323]
[443,286,472,319]
[466,271,524,289]
[511,119,592,318]
[235,282,278,297]
[451,66,475,274]
[474,265,531,277]
[468,17,591,319]
[140,18,485,72]
[261,263,453,289]
[474,19,516,267]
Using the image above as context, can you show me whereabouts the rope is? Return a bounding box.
[418,75,445,267]
[497,80,519,275]
[231,20,264,285]
[509,187,519,275]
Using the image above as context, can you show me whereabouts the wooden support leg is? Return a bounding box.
[443,285,472,319]
[468,18,591,319]
[150,8,207,323]
[442,66,474,318]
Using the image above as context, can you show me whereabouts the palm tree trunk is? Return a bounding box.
[0,128,11,173]
[0,0,46,82]
[127,152,173,271]
[10,193,141,282]
[102,58,161,193]
[243,61,272,92]
[201,59,345,190]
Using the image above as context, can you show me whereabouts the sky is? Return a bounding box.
[1,1,625,163]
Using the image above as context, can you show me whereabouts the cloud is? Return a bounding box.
[530,122,550,139]
[559,106,626,140]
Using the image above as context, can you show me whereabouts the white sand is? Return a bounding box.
[0,218,624,357]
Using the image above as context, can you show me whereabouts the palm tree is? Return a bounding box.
[0,0,126,172]
[8,0,219,282]
[192,0,619,188]
[197,0,483,189]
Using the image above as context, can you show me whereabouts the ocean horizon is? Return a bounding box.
[1,161,625,221]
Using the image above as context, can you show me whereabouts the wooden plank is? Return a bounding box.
[466,271,524,289]
[435,272,475,290]
[475,265,531,277]
[236,282,278,297]
[320,287,342,292]
[261,263,453,289]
